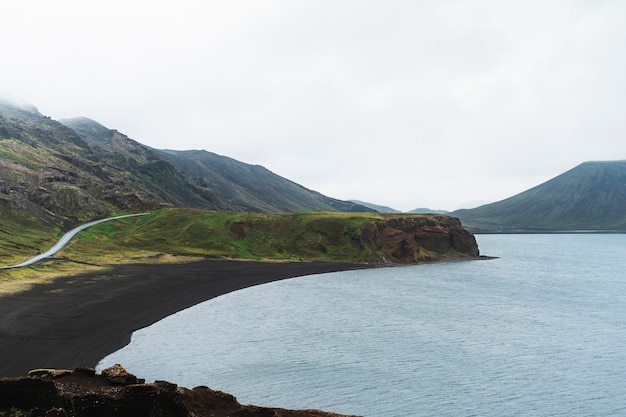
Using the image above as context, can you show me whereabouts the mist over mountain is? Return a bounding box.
[0,91,39,114]
[0,101,370,230]
[452,161,626,232]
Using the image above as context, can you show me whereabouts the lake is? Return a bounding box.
[98,234,626,416]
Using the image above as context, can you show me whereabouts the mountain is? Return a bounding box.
[452,161,626,232]
[63,117,368,213]
[0,102,370,230]
[158,149,369,213]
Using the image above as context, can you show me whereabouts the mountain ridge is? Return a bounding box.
[61,117,370,214]
[159,148,368,213]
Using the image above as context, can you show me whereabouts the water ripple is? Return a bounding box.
[99,234,626,417]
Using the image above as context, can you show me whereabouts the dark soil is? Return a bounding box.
[0,259,368,377]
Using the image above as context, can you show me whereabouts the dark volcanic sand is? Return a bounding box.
[0,259,368,377]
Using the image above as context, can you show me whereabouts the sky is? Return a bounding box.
[2,1,625,212]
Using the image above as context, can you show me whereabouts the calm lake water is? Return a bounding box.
[98,234,626,417]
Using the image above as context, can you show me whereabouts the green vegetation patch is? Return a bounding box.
[60,209,393,263]
[0,139,44,170]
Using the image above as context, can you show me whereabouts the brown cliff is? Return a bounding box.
[0,365,358,417]
[214,212,483,264]
[362,215,480,263]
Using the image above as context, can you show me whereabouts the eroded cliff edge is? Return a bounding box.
[0,365,358,417]
[221,212,482,264]
[362,215,480,263]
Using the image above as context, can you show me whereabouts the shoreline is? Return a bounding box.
[0,259,370,377]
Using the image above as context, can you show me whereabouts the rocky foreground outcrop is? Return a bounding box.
[0,365,358,417]
[362,215,480,263]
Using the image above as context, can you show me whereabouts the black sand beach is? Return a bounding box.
[0,260,367,377]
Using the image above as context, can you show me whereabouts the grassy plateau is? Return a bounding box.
[0,208,457,294]
[57,209,392,264]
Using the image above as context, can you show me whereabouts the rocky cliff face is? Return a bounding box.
[0,365,358,417]
[361,215,480,263]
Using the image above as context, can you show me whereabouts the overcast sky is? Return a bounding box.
[2,1,625,211]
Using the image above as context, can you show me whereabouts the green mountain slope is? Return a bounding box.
[453,161,626,232]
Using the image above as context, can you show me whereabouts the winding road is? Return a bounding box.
[0,213,150,270]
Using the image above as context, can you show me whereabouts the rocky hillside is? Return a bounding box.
[0,104,216,229]
[453,161,626,232]
[0,101,370,231]
[157,149,367,213]
[0,365,357,417]
[62,117,369,214]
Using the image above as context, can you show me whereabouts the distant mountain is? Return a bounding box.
[348,201,449,214]
[349,200,398,213]
[409,208,449,214]
[452,161,626,232]
[0,102,371,229]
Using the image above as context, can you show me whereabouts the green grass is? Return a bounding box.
[0,201,61,266]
